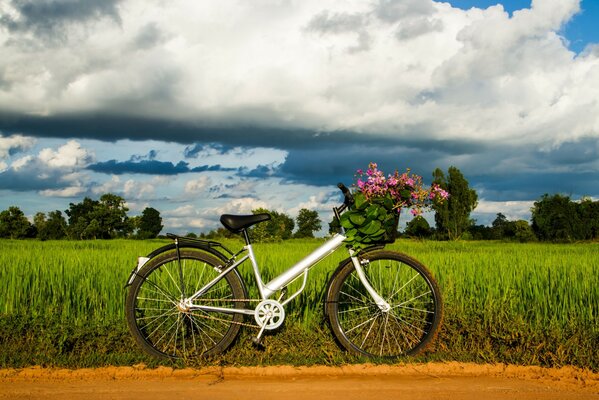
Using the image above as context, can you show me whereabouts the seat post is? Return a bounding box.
[241,229,251,245]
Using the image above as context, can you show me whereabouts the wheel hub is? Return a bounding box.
[176,298,192,313]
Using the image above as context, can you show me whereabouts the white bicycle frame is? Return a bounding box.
[182,233,390,316]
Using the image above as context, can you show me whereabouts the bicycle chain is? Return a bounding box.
[187,298,261,329]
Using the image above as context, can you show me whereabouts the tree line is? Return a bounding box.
[402,167,598,242]
[1,166,597,242]
[0,193,163,240]
[193,208,323,241]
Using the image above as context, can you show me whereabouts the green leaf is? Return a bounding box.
[358,220,382,235]
[339,213,354,229]
[345,228,358,237]
[366,204,381,219]
[354,193,368,210]
[349,213,366,226]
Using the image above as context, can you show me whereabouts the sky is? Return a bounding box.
[1,0,598,235]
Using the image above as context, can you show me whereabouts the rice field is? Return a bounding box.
[1,238,598,368]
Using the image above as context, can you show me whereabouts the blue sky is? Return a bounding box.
[1,0,598,235]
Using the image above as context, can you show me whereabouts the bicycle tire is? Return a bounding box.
[325,251,443,359]
[126,250,246,359]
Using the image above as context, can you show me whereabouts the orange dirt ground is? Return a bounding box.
[1,362,598,400]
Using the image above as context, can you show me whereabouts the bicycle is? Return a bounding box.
[125,183,443,360]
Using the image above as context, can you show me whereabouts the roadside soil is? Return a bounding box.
[1,362,598,400]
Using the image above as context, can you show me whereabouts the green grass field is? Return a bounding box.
[1,239,597,369]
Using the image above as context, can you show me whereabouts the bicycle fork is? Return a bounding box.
[350,253,391,312]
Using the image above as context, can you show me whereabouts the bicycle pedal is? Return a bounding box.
[251,337,265,350]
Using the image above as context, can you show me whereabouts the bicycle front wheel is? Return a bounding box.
[126,250,246,359]
[326,251,443,359]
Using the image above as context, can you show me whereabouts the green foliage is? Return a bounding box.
[65,194,131,239]
[512,220,536,243]
[469,214,537,242]
[405,215,431,238]
[0,206,32,239]
[249,208,295,242]
[34,210,68,240]
[532,194,599,241]
[294,208,321,238]
[137,207,163,239]
[432,166,478,240]
[339,192,398,251]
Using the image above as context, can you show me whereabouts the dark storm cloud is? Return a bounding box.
[2,111,597,202]
[132,22,166,50]
[0,0,120,36]
[87,159,236,175]
[305,10,367,34]
[535,137,599,166]
[471,171,599,202]
[184,143,237,158]
[0,0,121,38]
[374,0,435,23]
[305,10,372,52]
[0,168,65,191]
[273,143,454,187]
[0,112,486,154]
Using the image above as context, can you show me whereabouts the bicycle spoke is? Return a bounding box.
[127,251,245,359]
[328,252,442,359]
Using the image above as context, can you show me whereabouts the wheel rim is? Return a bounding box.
[335,257,439,358]
[133,256,239,358]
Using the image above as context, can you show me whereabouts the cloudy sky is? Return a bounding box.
[1,0,598,235]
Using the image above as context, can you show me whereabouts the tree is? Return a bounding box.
[531,194,583,241]
[512,220,536,242]
[404,216,431,239]
[95,193,131,238]
[0,206,31,239]
[249,208,295,242]
[577,196,599,240]
[295,208,322,238]
[65,194,131,239]
[491,213,509,239]
[65,197,100,239]
[137,207,163,239]
[328,216,341,235]
[35,210,67,240]
[432,166,478,240]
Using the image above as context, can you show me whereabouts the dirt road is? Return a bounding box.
[1,362,597,400]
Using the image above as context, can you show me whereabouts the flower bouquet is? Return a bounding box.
[340,163,449,251]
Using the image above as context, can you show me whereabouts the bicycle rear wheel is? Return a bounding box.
[126,250,246,359]
[326,251,443,359]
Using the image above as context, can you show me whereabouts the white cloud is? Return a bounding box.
[92,175,121,194]
[474,199,535,222]
[0,134,36,159]
[11,155,33,170]
[208,197,270,216]
[1,0,596,148]
[40,186,87,198]
[123,179,156,199]
[38,140,95,168]
[184,176,212,194]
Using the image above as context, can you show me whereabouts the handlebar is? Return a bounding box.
[337,182,354,208]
